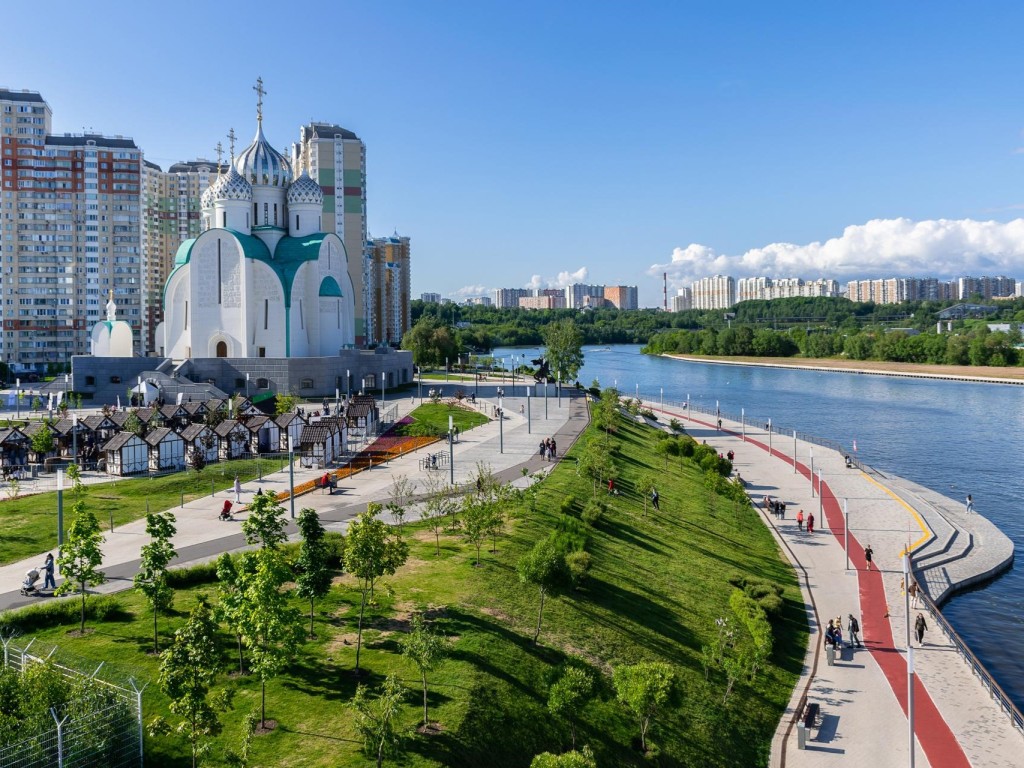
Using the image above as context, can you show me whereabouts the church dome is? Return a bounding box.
[287,170,323,206]
[236,124,291,187]
[200,182,216,210]
[214,165,253,201]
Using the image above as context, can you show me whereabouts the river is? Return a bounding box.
[492,343,1024,710]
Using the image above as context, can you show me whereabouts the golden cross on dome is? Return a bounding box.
[214,141,224,169]
[227,128,236,161]
[253,76,266,125]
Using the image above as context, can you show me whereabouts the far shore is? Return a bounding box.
[662,353,1024,384]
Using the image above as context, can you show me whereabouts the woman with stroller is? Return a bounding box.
[43,553,56,590]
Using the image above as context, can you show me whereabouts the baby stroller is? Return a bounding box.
[20,567,40,596]
[219,499,234,521]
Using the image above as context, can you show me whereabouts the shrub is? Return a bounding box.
[4,595,130,633]
[699,454,721,474]
[640,408,657,421]
[581,499,605,527]
[565,550,592,590]
[560,496,578,517]
[166,562,219,587]
[669,418,683,432]
[728,577,785,618]
[678,437,695,457]
[554,516,588,551]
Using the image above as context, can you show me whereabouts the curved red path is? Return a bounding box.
[682,414,971,767]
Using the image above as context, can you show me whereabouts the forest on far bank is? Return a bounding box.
[409,296,1024,366]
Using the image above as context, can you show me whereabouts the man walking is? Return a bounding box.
[863,544,874,571]
[908,580,921,608]
[651,488,660,511]
[796,509,804,531]
[966,494,975,514]
[847,614,862,648]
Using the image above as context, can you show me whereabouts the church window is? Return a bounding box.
[295,214,299,230]
[263,203,268,225]
[220,211,226,227]
[217,240,222,304]
[264,299,268,329]
[256,377,269,388]
[337,299,340,328]
[216,341,227,357]
[253,202,257,222]
[299,299,304,329]
[258,348,266,358]
[184,300,188,330]
[319,216,321,230]
[300,378,314,389]
[273,204,278,226]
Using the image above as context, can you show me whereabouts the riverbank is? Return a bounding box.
[663,353,1024,385]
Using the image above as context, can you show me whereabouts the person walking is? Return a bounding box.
[233,474,242,504]
[914,613,928,645]
[651,488,660,511]
[863,544,874,571]
[847,614,862,648]
[966,494,974,514]
[42,552,56,590]
[908,580,921,608]
[806,512,815,534]
[796,509,804,531]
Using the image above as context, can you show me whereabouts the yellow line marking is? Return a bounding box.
[860,473,931,555]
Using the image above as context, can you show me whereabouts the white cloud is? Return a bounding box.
[523,267,590,291]
[649,218,1024,288]
[454,284,490,297]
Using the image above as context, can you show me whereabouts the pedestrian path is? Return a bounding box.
[0,384,588,612]
[650,404,1022,768]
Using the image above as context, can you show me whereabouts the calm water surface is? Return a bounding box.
[494,344,1024,709]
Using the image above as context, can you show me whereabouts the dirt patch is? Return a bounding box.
[562,644,610,673]
[479,606,513,624]
[324,633,360,656]
[254,719,277,735]
[418,722,446,735]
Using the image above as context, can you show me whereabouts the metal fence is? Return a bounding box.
[0,638,143,768]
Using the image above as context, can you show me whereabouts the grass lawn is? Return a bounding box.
[392,403,489,436]
[0,457,288,566]
[3,412,805,767]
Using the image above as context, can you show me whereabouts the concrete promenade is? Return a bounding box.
[648,402,1021,768]
[0,382,589,612]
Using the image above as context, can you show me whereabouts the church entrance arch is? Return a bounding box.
[216,341,228,358]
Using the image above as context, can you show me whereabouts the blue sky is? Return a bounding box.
[5,1,1024,306]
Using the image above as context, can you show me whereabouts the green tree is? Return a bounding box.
[122,409,143,437]
[460,495,490,566]
[576,441,614,497]
[636,473,657,517]
[401,318,458,367]
[30,420,55,459]
[530,747,597,768]
[215,553,248,674]
[548,664,595,750]
[543,319,585,383]
[386,474,414,532]
[151,597,232,768]
[401,613,450,729]
[274,392,298,416]
[241,490,288,549]
[295,508,333,639]
[345,506,410,673]
[517,536,570,644]
[423,473,454,556]
[613,662,675,753]
[133,510,177,653]
[351,673,407,768]
[55,476,105,633]
[235,548,304,729]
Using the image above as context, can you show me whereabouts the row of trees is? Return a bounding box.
[644,323,1024,366]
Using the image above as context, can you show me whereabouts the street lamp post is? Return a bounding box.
[687,393,691,422]
[498,395,503,454]
[72,413,78,464]
[288,435,296,520]
[793,430,798,473]
[557,372,561,407]
[346,369,351,401]
[741,407,745,442]
[418,367,423,403]
[527,387,531,434]
[445,357,449,383]
[64,373,69,409]
[246,372,250,401]
[381,370,386,407]
[768,418,772,455]
[818,469,823,518]
[15,378,20,420]
[810,448,815,496]
[448,414,454,486]
[511,356,516,398]
[904,553,916,767]
[544,378,548,419]
[844,497,850,570]
[56,469,65,550]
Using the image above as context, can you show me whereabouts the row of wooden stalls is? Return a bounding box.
[0,395,378,478]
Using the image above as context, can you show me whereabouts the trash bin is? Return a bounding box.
[825,644,835,666]
[797,723,807,749]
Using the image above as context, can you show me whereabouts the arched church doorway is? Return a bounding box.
[216,341,228,358]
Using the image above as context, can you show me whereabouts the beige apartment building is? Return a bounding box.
[365,235,411,346]
[1,88,142,369]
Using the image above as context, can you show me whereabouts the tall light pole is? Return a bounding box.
[288,435,296,520]
[768,418,772,455]
[904,552,916,767]
[741,407,745,441]
[381,370,386,407]
[72,413,78,464]
[15,378,20,420]
[445,357,449,383]
[346,369,351,401]
[810,447,815,496]
[56,469,65,550]
[527,387,531,433]
[557,372,561,407]
[418,366,423,403]
[844,497,850,570]
[498,395,503,454]
[448,414,454,485]
[246,372,250,402]
[511,356,516,397]
[544,378,549,419]
[64,373,69,409]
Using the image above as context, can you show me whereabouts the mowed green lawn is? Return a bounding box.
[0,457,287,566]
[3,414,805,767]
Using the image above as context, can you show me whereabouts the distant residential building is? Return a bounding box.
[671,287,692,312]
[957,275,1016,300]
[365,235,411,345]
[604,285,638,310]
[737,277,839,302]
[1,88,143,367]
[691,276,735,310]
[846,277,956,304]
[565,283,604,309]
[519,295,566,310]
[420,292,441,303]
[535,288,564,299]
[293,121,367,343]
[493,287,531,308]
[466,296,492,306]
[142,158,224,355]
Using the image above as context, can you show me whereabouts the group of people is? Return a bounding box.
[763,495,787,519]
[825,614,862,650]
[795,508,815,533]
[539,437,557,461]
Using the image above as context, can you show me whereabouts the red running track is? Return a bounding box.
[681,413,970,767]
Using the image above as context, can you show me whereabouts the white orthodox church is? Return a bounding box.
[91,291,134,357]
[157,83,355,359]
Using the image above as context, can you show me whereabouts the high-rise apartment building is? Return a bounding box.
[141,158,222,354]
[691,275,735,310]
[519,295,565,310]
[493,287,531,308]
[737,277,840,303]
[365,235,411,345]
[671,287,692,312]
[604,285,638,310]
[420,292,441,303]
[1,89,142,369]
[293,122,368,344]
[845,277,958,304]
[957,276,1016,300]
[565,283,604,309]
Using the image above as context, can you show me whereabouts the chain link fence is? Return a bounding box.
[0,637,143,768]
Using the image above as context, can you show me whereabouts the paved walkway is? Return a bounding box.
[650,404,1021,768]
[0,383,588,611]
